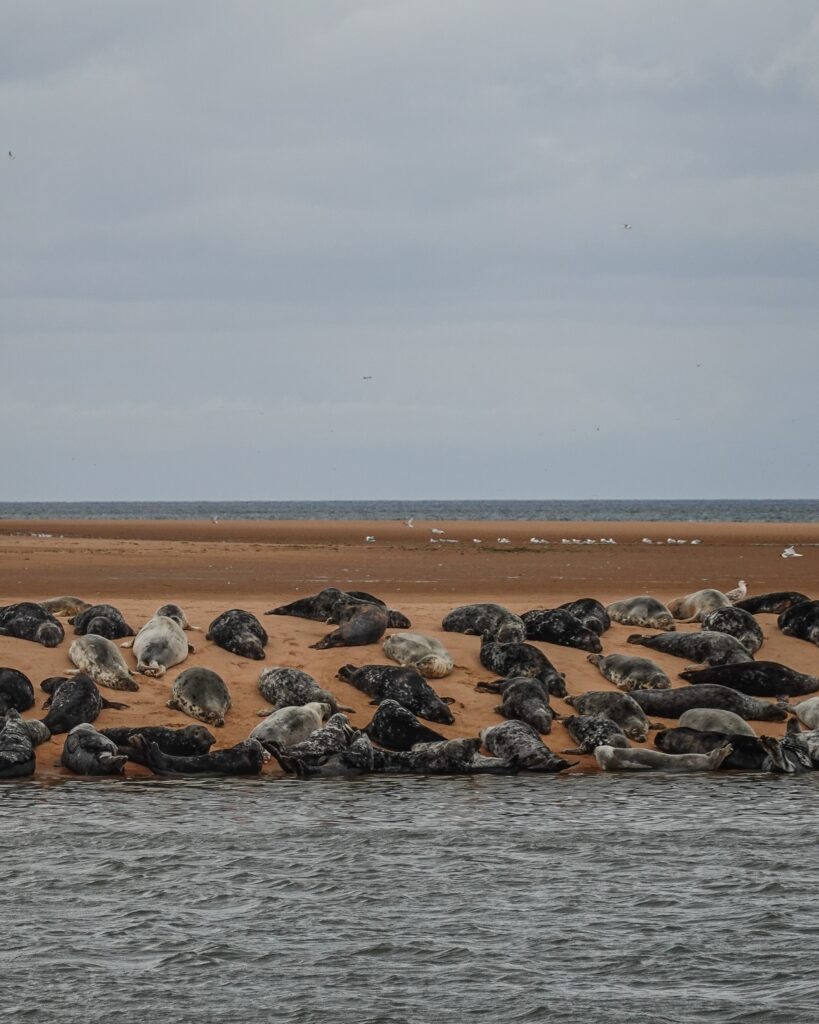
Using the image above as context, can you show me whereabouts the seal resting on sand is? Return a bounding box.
[61,724,128,776]
[131,735,268,776]
[69,604,135,640]
[794,697,819,731]
[699,607,764,655]
[654,727,790,772]
[562,715,630,753]
[563,691,649,741]
[606,597,675,631]
[629,685,788,722]
[167,667,231,727]
[99,724,215,764]
[41,674,128,734]
[309,602,387,650]
[0,668,35,714]
[382,633,454,678]
[594,744,732,772]
[257,667,345,715]
[679,661,819,698]
[337,664,455,724]
[736,592,809,615]
[587,653,670,692]
[778,600,819,647]
[0,602,64,648]
[678,708,757,737]
[364,700,446,751]
[627,631,753,666]
[441,603,526,644]
[250,702,331,751]
[667,589,732,622]
[267,588,411,628]
[125,614,192,677]
[69,635,138,691]
[154,603,199,630]
[520,609,602,653]
[0,709,37,778]
[479,636,566,696]
[206,609,267,660]
[39,596,92,617]
[482,677,554,735]
[557,598,610,635]
[480,721,574,772]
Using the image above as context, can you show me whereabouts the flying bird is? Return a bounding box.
[8,151,14,160]
[623,223,631,230]
[362,376,373,380]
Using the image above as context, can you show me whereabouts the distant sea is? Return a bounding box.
[0,499,817,522]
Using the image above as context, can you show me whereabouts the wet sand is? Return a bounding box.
[1,518,817,779]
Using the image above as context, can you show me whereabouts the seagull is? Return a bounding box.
[212,515,219,525]
[365,535,376,543]
[642,538,653,544]
[690,539,702,545]
[472,538,482,544]
[782,545,803,558]
[8,151,14,160]
[497,537,510,544]
[623,223,631,230]
[725,580,747,602]
[405,517,414,528]
[431,528,445,535]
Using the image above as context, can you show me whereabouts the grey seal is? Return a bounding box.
[700,607,764,654]
[131,735,268,776]
[678,707,757,737]
[99,724,215,764]
[794,697,819,731]
[69,604,135,641]
[0,716,51,747]
[41,674,128,734]
[337,664,455,724]
[257,667,345,715]
[60,724,128,776]
[520,609,602,653]
[480,721,574,772]
[309,603,387,650]
[206,609,267,660]
[606,597,675,631]
[278,714,358,764]
[479,636,567,697]
[626,631,753,666]
[561,714,630,753]
[667,589,732,622]
[629,685,788,722]
[154,603,200,630]
[654,727,789,772]
[167,667,231,727]
[382,633,454,678]
[0,602,64,647]
[736,592,809,615]
[595,743,732,771]
[0,709,36,779]
[557,598,610,635]
[364,699,447,750]
[441,603,526,644]
[563,691,649,741]
[39,596,92,617]
[126,614,193,677]
[69,635,138,691]
[266,588,411,628]
[778,600,819,647]
[587,653,670,691]
[250,702,331,751]
[679,661,819,698]
[0,668,35,714]
[487,677,554,735]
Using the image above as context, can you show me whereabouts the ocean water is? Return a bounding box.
[2,771,818,1024]
[1,499,818,522]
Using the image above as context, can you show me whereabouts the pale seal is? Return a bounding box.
[667,589,732,622]
[0,602,64,647]
[279,714,358,767]
[41,674,128,734]
[679,661,819,698]
[736,592,809,615]
[480,721,574,772]
[563,691,649,741]
[310,603,387,650]
[154,603,199,630]
[699,607,764,655]
[257,667,345,715]
[587,653,670,691]
[778,600,819,647]
[364,699,447,750]
[61,724,128,776]
[561,714,630,753]
[99,724,215,764]
[795,697,819,731]
[382,633,454,678]
[626,631,753,666]
[479,636,566,696]
[629,685,788,722]
[126,614,193,677]
[70,604,135,641]
[441,603,526,644]
[337,664,455,724]
[654,727,789,772]
[520,609,602,653]
[0,668,35,714]
[250,702,331,752]
[678,707,757,737]
[132,736,268,776]
[557,598,610,636]
[206,609,267,660]
[69,635,138,691]
[39,596,92,617]
[167,667,231,727]
[606,596,675,631]
[0,709,36,779]
[594,743,732,772]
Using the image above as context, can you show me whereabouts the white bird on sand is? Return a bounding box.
[365,535,376,543]
[782,546,802,558]
[642,538,653,544]
[472,538,482,544]
[212,515,219,524]
[497,537,510,544]
[690,539,702,545]
[529,537,548,544]
[405,517,414,528]
[431,527,445,535]
[725,580,747,602]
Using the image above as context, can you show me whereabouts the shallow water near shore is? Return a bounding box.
[3,774,818,1023]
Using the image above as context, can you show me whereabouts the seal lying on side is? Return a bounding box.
[594,744,732,772]
[337,664,455,724]
[99,724,215,764]
[382,633,454,678]
[558,598,610,635]
[587,653,670,692]
[700,607,764,655]
[250,702,331,752]
[563,691,649,741]
[257,667,345,715]
[155,603,200,630]
[606,597,675,631]
[479,636,567,697]
[0,716,50,747]
[736,592,809,615]
[679,661,819,698]
[69,635,138,691]
[520,609,602,653]
[0,709,37,779]
[61,724,128,776]
[778,600,819,647]
[0,668,35,713]
[627,631,753,666]
[41,674,128,734]
[125,614,193,676]
[131,735,268,776]
[167,667,231,727]
[266,588,411,629]
[39,596,92,617]
[678,707,757,737]
[206,609,267,660]
[630,685,788,722]
[480,721,574,772]
[667,589,731,622]
[70,604,135,640]
[441,604,526,644]
[364,700,446,750]
[562,715,630,753]
[0,602,64,648]
[489,677,554,735]
[795,697,819,731]
[310,603,387,650]
[654,727,790,772]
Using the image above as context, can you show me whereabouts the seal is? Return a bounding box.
[39,596,92,617]
[257,667,345,716]
[61,723,128,776]
[364,699,447,750]
[131,735,268,776]
[678,707,757,737]
[206,609,267,660]
[0,602,64,647]
[69,635,138,691]
[736,592,810,615]
[778,600,819,647]
[382,633,454,678]
[272,714,358,770]
[795,697,819,731]
[0,709,36,779]
[629,684,789,722]
[520,609,602,653]
[337,664,455,724]
[626,630,753,666]
[125,614,193,677]
[167,667,231,727]
[594,743,732,771]
[69,604,135,640]
[480,720,574,772]
[563,691,649,740]
[99,724,215,764]
[266,587,411,628]
[780,724,819,771]
[587,653,670,692]
[699,607,764,655]
[154,603,200,630]
[479,636,567,696]
[0,716,51,747]
[561,714,630,753]
[679,661,819,698]
[41,674,128,734]
[309,603,387,650]
[667,589,732,622]
[0,668,35,714]
[250,702,331,752]
[441,603,526,644]
[605,596,675,631]
[342,736,521,776]
[654,727,789,772]
[488,677,554,735]
[558,598,610,636]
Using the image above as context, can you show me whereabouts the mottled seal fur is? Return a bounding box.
[667,589,732,622]
[154,603,199,630]
[0,602,64,647]
[680,661,819,698]
[736,592,809,615]
[562,714,630,753]
[605,597,675,631]
[69,604,135,640]
[480,721,574,772]
[61,724,128,776]
[274,714,358,769]
[39,596,92,617]
[594,744,732,772]
[250,702,331,751]
[69,635,138,691]
[490,677,554,735]
[678,708,757,737]
[627,631,753,666]
[563,691,649,741]
[557,598,610,635]
[587,653,670,692]
[654,727,789,772]
[629,685,788,722]
[700,607,764,655]
[206,609,267,660]
[127,614,193,676]
[0,709,36,779]
[310,602,387,650]
[338,664,455,724]
[479,636,567,697]
[520,609,602,653]
[0,717,51,747]
[267,588,411,629]
[382,633,454,678]
[257,667,344,715]
[99,724,215,764]
[0,668,35,714]
[364,699,447,751]
[132,735,267,776]
[795,697,819,731]
[441,603,526,644]
[41,674,128,734]
[778,600,819,647]
[168,667,231,727]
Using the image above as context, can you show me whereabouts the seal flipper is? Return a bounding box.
[475,680,504,694]
[100,697,129,711]
[786,717,802,735]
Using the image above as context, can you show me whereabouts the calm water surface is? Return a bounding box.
[2,773,818,1023]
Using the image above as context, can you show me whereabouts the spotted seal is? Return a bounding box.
[39,596,92,617]
[206,609,267,660]
[595,743,732,771]
[69,604,135,641]
[0,602,64,647]
[257,667,345,715]
[167,667,231,727]
[99,724,215,764]
[250,702,331,751]
[736,592,810,615]
[125,614,193,676]
[587,653,670,691]
[654,727,790,772]
[266,587,411,628]
[778,600,819,647]
[131,735,268,775]
[699,607,764,654]
[382,633,454,678]
[562,714,630,753]
[679,661,819,698]
[667,589,732,622]
[310,603,387,650]
[0,668,35,714]
[41,674,128,734]
[61,724,128,776]
[0,709,37,778]
[69,635,138,691]
[273,714,358,769]
[479,636,567,696]
[605,597,675,631]
[364,699,447,750]
[0,716,50,747]
[441,603,526,644]
[337,664,455,724]
[627,631,753,666]
[677,707,757,737]
[563,691,649,741]
[629,685,788,722]
[480,721,574,772]
[557,598,610,635]
[520,609,602,653]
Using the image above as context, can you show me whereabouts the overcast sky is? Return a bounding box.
[2,2,818,500]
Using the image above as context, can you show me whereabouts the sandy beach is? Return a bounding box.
[1,518,817,779]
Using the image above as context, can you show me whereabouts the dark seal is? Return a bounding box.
[587,653,670,692]
[0,709,36,779]
[479,635,567,697]
[679,661,819,698]
[520,609,602,653]
[61,724,128,776]
[484,677,554,735]
[736,592,809,615]
[131,735,267,775]
[699,607,764,655]
[626,630,753,666]
[562,714,630,753]
[266,587,411,628]
[99,724,215,764]
[41,674,128,734]
[0,602,64,648]
[441,603,526,644]
[778,600,819,647]
[563,691,649,741]
[206,609,267,660]
[257,667,345,715]
[364,699,447,750]
[69,603,135,640]
[629,684,788,722]
[654,727,790,772]
[309,603,387,650]
[0,668,35,714]
[337,664,455,724]
[480,721,574,772]
[557,598,610,635]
